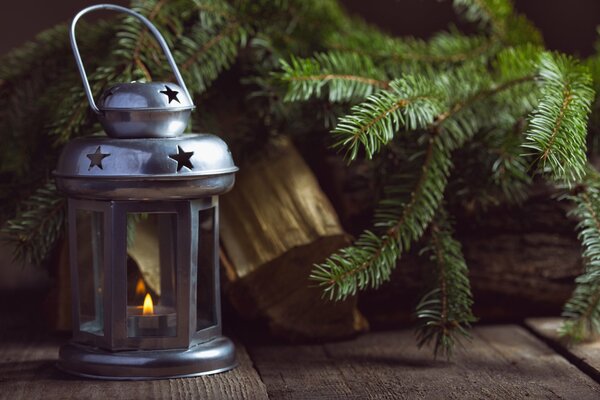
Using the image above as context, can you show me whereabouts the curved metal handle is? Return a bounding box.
[70,3,194,114]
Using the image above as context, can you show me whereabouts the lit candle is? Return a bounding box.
[127,292,176,337]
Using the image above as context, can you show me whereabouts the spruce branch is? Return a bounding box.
[1,182,65,265]
[560,176,600,341]
[332,75,444,160]
[416,207,475,359]
[176,20,248,94]
[278,52,389,103]
[325,18,495,67]
[453,0,511,39]
[523,53,595,186]
[310,137,452,300]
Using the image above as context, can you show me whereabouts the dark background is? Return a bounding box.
[1,0,600,57]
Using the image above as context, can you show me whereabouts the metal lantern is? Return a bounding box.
[54,4,238,379]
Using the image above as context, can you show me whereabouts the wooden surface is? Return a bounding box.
[0,332,268,400]
[247,325,600,399]
[2,324,600,399]
[526,317,600,382]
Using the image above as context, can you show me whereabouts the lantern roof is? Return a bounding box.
[54,133,238,200]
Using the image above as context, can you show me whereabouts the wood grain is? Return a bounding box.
[219,136,367,341]
[526,317,600,382]
[247,325,600,399]
[220,135,347,279]
[0,332,268,400]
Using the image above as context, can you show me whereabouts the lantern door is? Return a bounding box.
[110,201,191,350]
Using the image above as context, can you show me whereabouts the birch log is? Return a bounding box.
[220,136,368,340]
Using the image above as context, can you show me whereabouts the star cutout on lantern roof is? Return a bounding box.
[159,85,180,104]
[169,146,194,172]
[86,146,110,170]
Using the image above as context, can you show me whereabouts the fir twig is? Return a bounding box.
[1,182,65,265]
[278,52,389,103]
[310,137,452,300]
[523,53,595,186]
[333,76,443,159]
[416,207,475,359]
[560,174,600,341]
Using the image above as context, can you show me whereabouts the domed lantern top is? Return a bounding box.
[55,4,238,201]
[70,4,195,138]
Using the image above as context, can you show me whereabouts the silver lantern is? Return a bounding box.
[54,4,238,379]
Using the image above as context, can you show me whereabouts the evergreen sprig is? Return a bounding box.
[310,137,452,300]
[523,53,595,186]
[416,207,475,359]
[332,76,444,159]
[560,175,600,341]
[1,182,65,265]
[278,52,389,103]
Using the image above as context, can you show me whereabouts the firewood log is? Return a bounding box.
[220,136,368,340]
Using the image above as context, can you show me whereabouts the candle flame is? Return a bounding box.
[135,278,146,296]
[142,293,154,315]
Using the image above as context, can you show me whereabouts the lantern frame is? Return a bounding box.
[59,196,237,379]
[56,4,238,379]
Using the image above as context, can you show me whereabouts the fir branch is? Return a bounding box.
[416,207,475,359]
[176,20,248,93]
[523,53,594,186]
[453,0,511,38]
[309,64,536,301]
[278,52,389,103]
[1,182,65,265]
[560,177,600,341]
[332,75,444,159]
[326,18,495,67]
[311,137,452,300]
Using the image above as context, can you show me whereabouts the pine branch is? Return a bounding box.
[1,182,65,265]
[523,53,595,186]
[416,207,475,359]
[326,24,495,66]
[310,137,452,300]
[278,52,389,103]
[332,75,444,159]
[453,0,512,39]
[560,175,600,341]
[176,20,248,94]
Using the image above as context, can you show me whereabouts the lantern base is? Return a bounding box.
[57,336,237,380]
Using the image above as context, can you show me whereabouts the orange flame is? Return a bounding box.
[135,278,146,296]
[142,293,154,315]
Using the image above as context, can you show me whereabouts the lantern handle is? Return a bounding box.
[70,4,194,115]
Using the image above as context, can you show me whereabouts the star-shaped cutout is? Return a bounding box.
[86,146,110,170]
[169,146,194,172]
[159,85,180,104]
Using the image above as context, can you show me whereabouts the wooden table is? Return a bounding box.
[1,321,599,399]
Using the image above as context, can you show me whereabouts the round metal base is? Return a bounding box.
[57,336,237,380]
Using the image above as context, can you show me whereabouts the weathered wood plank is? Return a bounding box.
[0,333,268,400]
[247,325,600,399]
[526,317,600,382]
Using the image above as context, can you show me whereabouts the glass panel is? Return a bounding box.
[126,213,177,337]
[197,207,216,331]
[76,209,104,336]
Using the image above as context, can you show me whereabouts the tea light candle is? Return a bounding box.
[127,293,176,337]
